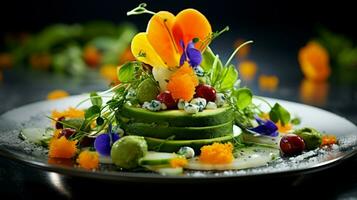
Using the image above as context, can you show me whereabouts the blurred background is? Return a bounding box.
[0,0,356,122]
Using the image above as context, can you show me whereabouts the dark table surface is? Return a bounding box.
[1,31,357,199]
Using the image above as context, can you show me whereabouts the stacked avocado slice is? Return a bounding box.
[118,104,238,153]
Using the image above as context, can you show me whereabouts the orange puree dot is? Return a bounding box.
[167,63,198,101]
[77,150,99,170]
[48,136,77,159]
[199,142,234,164]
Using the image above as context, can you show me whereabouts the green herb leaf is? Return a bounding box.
[290,117,301,125]
[269,103,291,126]
[85,105,101,119]
[200,46,216,72]
[90,92,102,107]
[219,64,238,91]
[96,116,104,126]
[232,88,253,110]
[118,62,136,83]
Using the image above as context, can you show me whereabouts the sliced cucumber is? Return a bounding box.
[145,166,183,175]
[185,146,279,170]
[145,133,241,153]
[119,104,234,127]
[241,131,281,149]
[19,127,54,146]
[139,151,179,166]
[125,121,233,140]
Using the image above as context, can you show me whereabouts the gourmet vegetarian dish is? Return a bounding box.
[20,4,337,175]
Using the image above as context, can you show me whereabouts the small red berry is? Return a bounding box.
[156,91,176,109]
[59,128,76,139]
[195,84,216,102]
[280,134,305,156]
[55,116,65,129]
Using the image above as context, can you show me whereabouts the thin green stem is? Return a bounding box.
[127,3,155,16]
[253,96,272,109]
[224,40,253,67]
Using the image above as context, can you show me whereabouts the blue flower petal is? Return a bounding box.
[94,133,120,156]
[180,52,186,66]
[187,47,202,67]
[249,117,279,137]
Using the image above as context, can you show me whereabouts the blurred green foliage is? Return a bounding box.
[316,28,357,83]
[3,21,137,76]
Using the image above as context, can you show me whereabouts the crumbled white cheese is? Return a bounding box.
[194,66,204,77]
[190,98,207,111]
[215,93,226,107]
[142,100,162,111]
[177,99,186,110]
[178,146,195,159]
[206,101,217,109]
[125,88,136,100]
[184,103,200,114]
[160,103,167,110]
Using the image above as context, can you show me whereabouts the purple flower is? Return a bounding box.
[94,124,120,156]
[179,40,202,68]
[249,116,279,137]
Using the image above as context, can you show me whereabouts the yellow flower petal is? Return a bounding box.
[131,32,167,68]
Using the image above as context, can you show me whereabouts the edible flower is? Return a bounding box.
[299,78,329,106]
[94,124,120,156]
[131,8,211,68]
[170,157,188,168]
[48,136,77,159]
[51,107,85,119]
[77,150,99,170]
[238,60,257,81]
[130,7,211,90]
[258,75,279,92]
[100,64,120,85]
[47,90,69,100]
[249,116,279,137]
[199,142,234,164]
[276,121,293,134]
[298,41,331,81]
[179,40,202,68]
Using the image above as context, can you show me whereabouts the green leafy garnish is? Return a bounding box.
[85,105,101,119]
[118,62,137,83]
[232,88,253,110]
[90,92,102,107]
[269,103,291,126]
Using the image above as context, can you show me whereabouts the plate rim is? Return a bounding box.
[0,95,356,182]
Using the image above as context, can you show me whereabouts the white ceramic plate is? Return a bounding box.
[0,94,356,182]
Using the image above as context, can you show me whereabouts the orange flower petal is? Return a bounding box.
[131,32,167,68]
[258,75,279,92]
[298,41,331,81]
[299,78,329,106]
[47,90,69,100]
[172,9,212,52]
[238,61,257,81]
[147,11,180,67]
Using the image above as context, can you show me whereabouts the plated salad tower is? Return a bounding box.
[20,4,337,174]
